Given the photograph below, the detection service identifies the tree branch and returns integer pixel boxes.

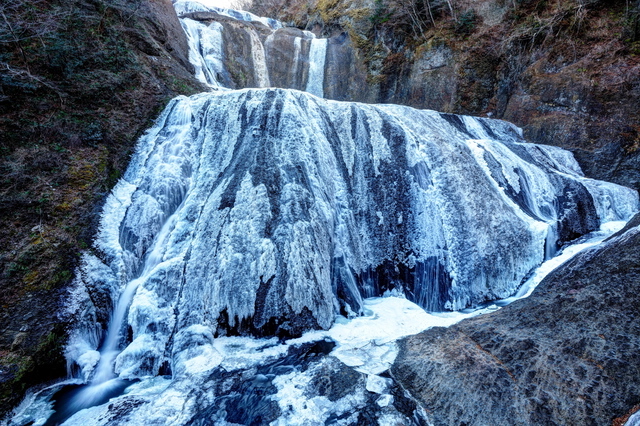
[0,9,30,73]
[1,62,65,105]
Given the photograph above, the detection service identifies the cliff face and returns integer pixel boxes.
[0,0,200,415]
[390,213,640,425]
[248,0,640,191]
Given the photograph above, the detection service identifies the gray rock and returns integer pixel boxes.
[391,213,640,425]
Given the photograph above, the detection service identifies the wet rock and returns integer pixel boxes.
[309,356,362,401]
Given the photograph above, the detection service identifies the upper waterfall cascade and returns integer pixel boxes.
[10,3,640,426]
[174,1,283,30]
[173,0,331,97]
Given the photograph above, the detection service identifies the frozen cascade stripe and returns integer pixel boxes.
[306,38,328,98]
[180,18,224,87]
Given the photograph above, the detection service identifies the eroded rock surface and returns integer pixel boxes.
[0,0,200,416]
[391,214,640,425]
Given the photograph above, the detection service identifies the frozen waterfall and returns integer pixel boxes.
[10,3,640,425]
[305,38,327,97]
[176,4,329,97]
[180,18,225,87]
[14,88,637,426]
[69,89,637,377]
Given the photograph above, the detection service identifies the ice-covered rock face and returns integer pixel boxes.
[179,16,322,91]
[173,0,283,29]
[74,88,637,381]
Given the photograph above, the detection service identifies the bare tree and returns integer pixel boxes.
[233,0,288,17]
[424,0,436,26]
[444,0,455,21]
[387,0,458,37]
[0,0,70,104]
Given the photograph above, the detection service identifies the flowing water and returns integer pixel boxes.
[305,38,327,98]
[175,2,328,94]
[180,18,224,87]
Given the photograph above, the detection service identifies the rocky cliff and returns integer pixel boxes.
[0,0,200,416]
[391,213,640,425]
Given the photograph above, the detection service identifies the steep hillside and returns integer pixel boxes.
[0,0,201,416]
[245,0,640,191]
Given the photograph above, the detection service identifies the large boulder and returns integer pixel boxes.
[391,214,640,425]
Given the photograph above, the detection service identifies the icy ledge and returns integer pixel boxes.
[10,88,638,425]
[173,0,283,29]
